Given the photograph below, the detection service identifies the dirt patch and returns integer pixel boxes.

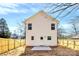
[1,46,25,56]
[20,46,79,56]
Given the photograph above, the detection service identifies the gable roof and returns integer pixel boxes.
[24,10,59,24]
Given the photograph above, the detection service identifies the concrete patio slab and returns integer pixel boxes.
[31,46,52,51]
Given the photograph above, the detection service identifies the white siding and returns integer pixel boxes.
[25,11,58,46]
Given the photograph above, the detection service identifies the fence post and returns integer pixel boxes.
[67,40,68,47]
[73,40,75,49]
[14,39,15,49]
[8,39,9,51]
[63,40,64,46]
[24,39,26,45]
[20,39,21,46]
[1,40,2,54]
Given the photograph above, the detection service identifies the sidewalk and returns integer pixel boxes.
[0,46,25,56]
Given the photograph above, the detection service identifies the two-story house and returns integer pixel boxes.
[24,11,59,46]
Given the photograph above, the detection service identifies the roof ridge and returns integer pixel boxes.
[23,10,59,24]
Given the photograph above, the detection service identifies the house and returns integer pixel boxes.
[24,11,59,46]
[72,34,79,39]
[11,33,18,39]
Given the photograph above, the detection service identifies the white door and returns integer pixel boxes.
[38,36,52,46]
[37,36,47,46]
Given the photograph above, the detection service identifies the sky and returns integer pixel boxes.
[0,3,79,34]
[0,3,46,33]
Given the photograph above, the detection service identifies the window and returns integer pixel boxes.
[48,36,51,40]
[40,37,43,40]
[28,23,32,30]
[51,24,55,30]
[31,36,34,40]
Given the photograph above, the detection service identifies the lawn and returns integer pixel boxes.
[0,38,25,54]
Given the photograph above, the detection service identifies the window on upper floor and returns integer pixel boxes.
[51,24,55,30]
[28,23,32,30]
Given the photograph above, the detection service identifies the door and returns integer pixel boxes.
[39,36,45,46]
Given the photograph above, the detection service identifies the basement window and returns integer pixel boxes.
[31,36,34,40]
[47,36,51,40]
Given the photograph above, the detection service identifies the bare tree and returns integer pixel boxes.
[43,3,79,38]
[17,23,25,39]
[57,25,66,38]
[45,3,79,18]
[69,16,79,35]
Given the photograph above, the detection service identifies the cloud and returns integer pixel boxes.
[0,3,46,15]
[61,23,72,30]
[0,3,31,15]
[9,26,17,33]
[9,26,21,34]
[0,3,18,8]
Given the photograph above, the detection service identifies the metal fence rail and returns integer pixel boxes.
[0,38,25,54]
[58,39,79,50]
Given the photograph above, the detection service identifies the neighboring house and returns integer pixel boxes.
[72,34,79,39]
[11,34,18,39]
[24,11,59,46]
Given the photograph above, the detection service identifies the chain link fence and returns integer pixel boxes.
[0,38,25,54]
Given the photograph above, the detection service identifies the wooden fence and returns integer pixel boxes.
[1,38,79,54]
[58,39,79,50]
[0,38,25,54]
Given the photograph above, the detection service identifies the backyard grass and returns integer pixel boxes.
[0,38,25,54]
